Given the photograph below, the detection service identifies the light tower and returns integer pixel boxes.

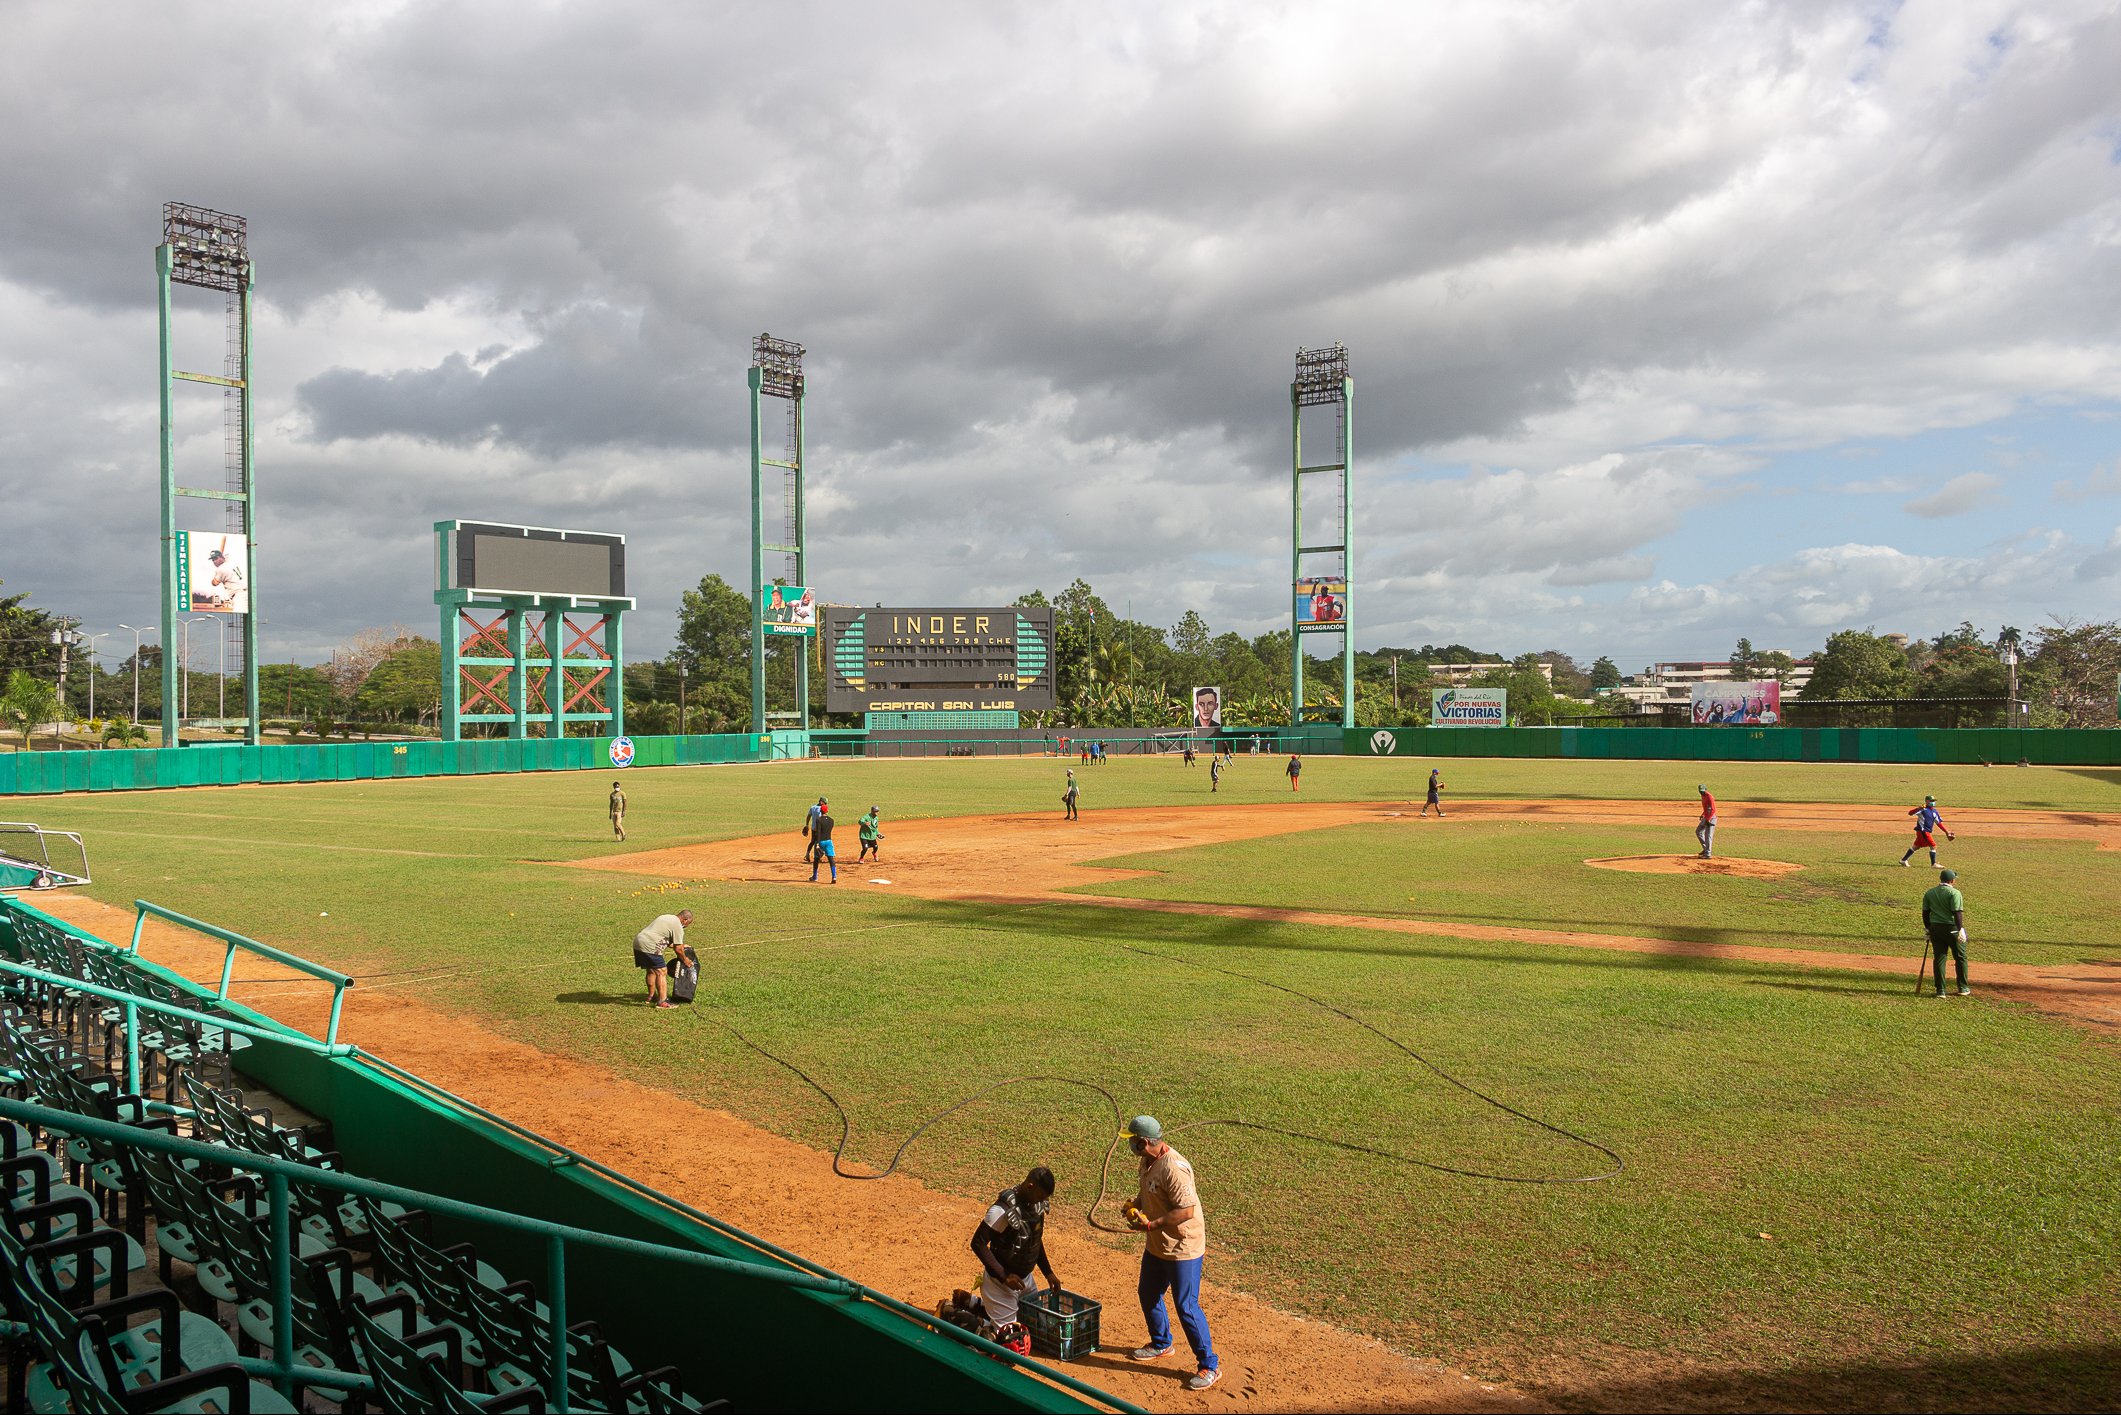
[748,335,809,738]
[1291,344,1354,730]
[156,203,260,747]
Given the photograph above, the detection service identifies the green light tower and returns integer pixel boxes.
[748,334,809,737]
[157,203,260,747]
[1291,344,1354,730]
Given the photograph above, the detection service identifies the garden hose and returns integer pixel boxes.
[686,937,1623,1233]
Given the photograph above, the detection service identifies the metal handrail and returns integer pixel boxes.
[0,1098,855,1411]
[129,899,355,1045]
[2,907,1144,1413]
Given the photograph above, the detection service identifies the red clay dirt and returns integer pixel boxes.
[36,895,1534,1415]
[571,799,2121,1033]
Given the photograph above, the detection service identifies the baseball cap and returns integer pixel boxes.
[1925,795,1936,803]
[1126,1115,1162,1142]
[1940,869,1957,882]
[1697,783,1707,792]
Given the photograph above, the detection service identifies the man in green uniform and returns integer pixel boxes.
[1921,868,1970,998]
[609,781,627,841]
[858,806,884,863]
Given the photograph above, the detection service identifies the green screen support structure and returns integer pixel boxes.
[1291,344,1355,730]
[157,203,260,747]
[749,335,809,737]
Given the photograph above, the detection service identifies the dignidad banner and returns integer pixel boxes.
[177,532,250,615]
[1691,680,1782,725]
[761,583,817,636]
[1432,687,1507,726]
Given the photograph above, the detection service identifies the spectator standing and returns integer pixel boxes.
[1124,1116,1219,1391]
[609,781,627,841]
[1922,869,1971,997]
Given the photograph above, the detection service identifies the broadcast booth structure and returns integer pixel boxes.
[435,520,635,741]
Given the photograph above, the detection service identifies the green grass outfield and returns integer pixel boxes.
[33,755,2121,1409]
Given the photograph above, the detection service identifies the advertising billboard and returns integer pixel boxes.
[761,583,818,636]
[1431,686,1507,726]
[822,606,1056,713]
[1190,686,1224,730]
[177,532,250,614]
[1691,680,1782,725]
[1294,578,1347,631]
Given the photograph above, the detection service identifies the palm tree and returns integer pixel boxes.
[101,718,151,749]
[2,671,61,751]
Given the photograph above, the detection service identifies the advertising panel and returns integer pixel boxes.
[1293,578,1347,631]
[1190,686,1224,730]
[177,532,250,615]
[1431,686,1507,727]
[822,606,1056,713]
[443,521,627,599]
[1690,680,1782,725]
[762,584,818,636]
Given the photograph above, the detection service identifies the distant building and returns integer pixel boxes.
[1607,657,1814,712]
[1428,661,1553,686]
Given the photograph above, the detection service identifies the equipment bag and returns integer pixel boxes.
[671,958,699,1004]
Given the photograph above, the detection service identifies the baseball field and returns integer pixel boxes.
[28,753,2121,1411]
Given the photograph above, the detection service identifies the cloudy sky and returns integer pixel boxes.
[4,0,2120,673]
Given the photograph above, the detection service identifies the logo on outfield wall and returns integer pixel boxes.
[1432,687,1507,727]
[609,736,635,768]
[1369,730,1397,755]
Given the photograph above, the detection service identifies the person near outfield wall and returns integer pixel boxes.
[1209,754,1222,792]
[1125,1115,1219,1391]
[1285,753,1302,792]
[609,781,627,841]
[1063,769,1080,821]
[1696,785,1717,859]
[1922,869,1970,997]
[969,1166,1061,1333]
[631,909,692,1009]
[1422,767,1445,817]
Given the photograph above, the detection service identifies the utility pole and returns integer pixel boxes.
[677,663,687,733]
[1390,654,1399,711]
[118,624,147,726]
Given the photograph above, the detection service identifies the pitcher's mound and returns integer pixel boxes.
[1586,855,1803,880]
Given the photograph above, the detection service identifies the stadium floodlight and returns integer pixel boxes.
[751,333,805,399]
[162,203,249,293]
[1294,343,1351,407]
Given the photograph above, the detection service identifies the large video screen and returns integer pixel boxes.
[823,607,1056,713]
[443,522,627,599]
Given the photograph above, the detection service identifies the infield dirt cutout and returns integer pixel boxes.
[1584,855,1804,879]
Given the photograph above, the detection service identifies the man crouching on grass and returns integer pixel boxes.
[631,909,692,1009]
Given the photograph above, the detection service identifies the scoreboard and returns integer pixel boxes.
[823,606,1056,713]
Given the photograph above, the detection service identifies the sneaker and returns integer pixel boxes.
[1129,1345,1174,1362]
[1957,987,1972,996]
[1933,991,1948,999]
[655,1001,673,1009]
[1187,1368,1222,1391]
[1900,859,1911,866]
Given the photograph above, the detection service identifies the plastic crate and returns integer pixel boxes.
[1020,1287,1100,1359]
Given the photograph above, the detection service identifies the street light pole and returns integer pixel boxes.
[117,625,149,726]
[82,632,110,721]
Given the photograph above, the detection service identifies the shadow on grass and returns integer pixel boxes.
[1532,1341,2121,1414]
[554,990,648,1006]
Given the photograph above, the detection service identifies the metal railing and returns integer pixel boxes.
[128,899,355,1046]
[1,902,1144,1414]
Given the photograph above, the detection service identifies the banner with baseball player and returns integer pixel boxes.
[1690,680,1781,725]
[761,583,817,636]
[1293,577,1347,631]
[177,532,250,615]
[1431,687,1506,726]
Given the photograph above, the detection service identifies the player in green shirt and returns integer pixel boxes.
[857,807,884,863]
[1920,869,1969,997]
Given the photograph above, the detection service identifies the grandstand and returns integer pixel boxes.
[0,893,1133,1413]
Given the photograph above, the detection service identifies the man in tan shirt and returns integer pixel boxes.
[1124,1115,1219,1391]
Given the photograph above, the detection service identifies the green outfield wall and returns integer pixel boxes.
[0,732,768,796]
[1348,724,2121,765]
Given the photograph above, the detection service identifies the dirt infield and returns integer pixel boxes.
[571,798,2121,1033]
[38,894,1533,1414]
[1585,855,1804,879]
[571,796,2121,901]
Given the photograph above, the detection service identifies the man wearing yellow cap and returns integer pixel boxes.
[1123,1115,1219,1391]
